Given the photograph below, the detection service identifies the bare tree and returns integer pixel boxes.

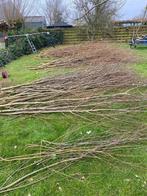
[1,0,34,29]
[73,0,125,40]
[44,0,68,25]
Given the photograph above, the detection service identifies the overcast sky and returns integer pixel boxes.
[65,0,147,19]
[39,0,147,20]
[120,0,147,19]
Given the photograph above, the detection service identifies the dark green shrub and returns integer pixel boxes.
[7,31,64,49]
[0,49,12,67]
[8,43,25,59]
[0,30,64,67]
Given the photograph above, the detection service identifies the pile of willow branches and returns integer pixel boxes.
[0,130,146,194]
[36,42,137,70]
[0,64,146,116]
[0,43,146,194]
[1,40,145,116]
[0,83,146,115]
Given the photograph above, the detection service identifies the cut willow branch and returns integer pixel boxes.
[0,132,146,194]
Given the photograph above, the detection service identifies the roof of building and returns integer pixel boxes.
[25,16,46,23]
[47,22,73,28]
[113,19,147,24]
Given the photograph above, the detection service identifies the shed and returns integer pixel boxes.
[24,16,47,29]
[47,22,73,29]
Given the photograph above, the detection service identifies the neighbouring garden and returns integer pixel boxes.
[0,41,146,196]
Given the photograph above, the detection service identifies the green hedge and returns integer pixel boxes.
[0,49,13,66]
[0,31,63,67]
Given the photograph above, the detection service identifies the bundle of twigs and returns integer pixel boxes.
[30,57,83,70]
[0,130,146,194]
[0,84,146,115]
[34,42,137,70]
[1,40,145,116]
[0,63,146,116]
[0,42,146,193]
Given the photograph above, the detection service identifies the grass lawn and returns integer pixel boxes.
[0,51,76,86]
[120,44,147,77]
[0,44,147,196]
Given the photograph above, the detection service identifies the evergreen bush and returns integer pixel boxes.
[0,30,63,67]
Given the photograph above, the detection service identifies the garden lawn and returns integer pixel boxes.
[0,44,146,196]
[120,43,147,77]
[0,51,76,86]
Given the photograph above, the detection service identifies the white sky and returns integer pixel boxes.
[66,0,147,19]
[38,0,147,20]
[120,0,147,19]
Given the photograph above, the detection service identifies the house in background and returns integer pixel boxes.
[0,2,46,30]
[47,22,73,29]
[113,19,147,27]
[24,16,47,29]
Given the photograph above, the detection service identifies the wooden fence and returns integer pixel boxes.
[62,26,147,44]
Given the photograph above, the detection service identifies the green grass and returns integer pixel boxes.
[0,45,147,196]
[133,62,147,77]
[0,113,146,196]
[0,51,76,86]
[132,47,147,77]
[119,43,147,77]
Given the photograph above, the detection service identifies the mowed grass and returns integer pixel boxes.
[0,113,146,196]
[120,43,147,77]
[0,45,147,196]
[132,47,147,77]
[0,51,76,86]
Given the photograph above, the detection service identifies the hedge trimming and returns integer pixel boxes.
[0,30,63,67]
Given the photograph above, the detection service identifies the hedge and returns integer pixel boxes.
[0,30,64,67]
[0,49,13,67]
